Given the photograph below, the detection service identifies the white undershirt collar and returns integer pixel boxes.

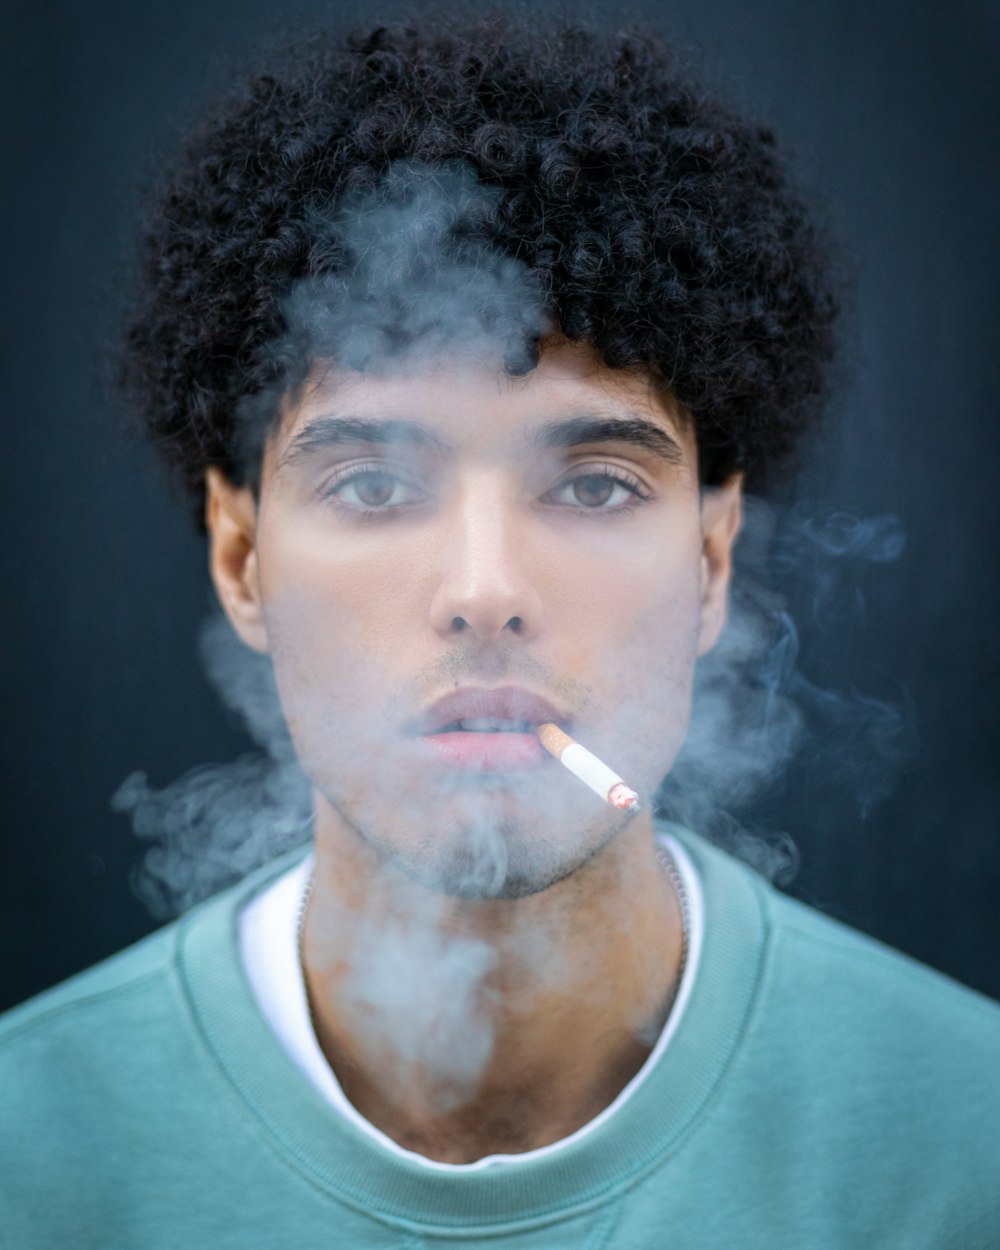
[238,832,703,1172]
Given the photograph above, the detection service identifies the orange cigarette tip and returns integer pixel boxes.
[608,783,641,813]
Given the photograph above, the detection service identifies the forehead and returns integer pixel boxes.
[271,336,693,457]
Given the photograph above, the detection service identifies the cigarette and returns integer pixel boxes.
[536,723,641,813]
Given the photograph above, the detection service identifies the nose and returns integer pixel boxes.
[428,476,543,642]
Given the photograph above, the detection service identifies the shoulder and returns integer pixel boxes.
[0,920,185,1055]
[675,824,1000,1044]
[0,851,307,1243]
[0,848,300,1126]
[0,912,201,1162]
[762,873,1000,1051]
[666,824,1000,1107]
[764,888,1000,1240]
[0,915,191,1227]
[670,828,1000,1243]
[0,844,307,1056]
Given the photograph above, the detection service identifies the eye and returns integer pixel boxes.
[322,465,425,513]
[544,467,650,511]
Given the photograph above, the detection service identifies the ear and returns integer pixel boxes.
[697,475,743,657]
[205,467,269,654]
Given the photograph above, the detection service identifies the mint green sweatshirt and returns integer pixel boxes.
[1,829,998,1248]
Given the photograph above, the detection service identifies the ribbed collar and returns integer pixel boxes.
[178,829,768,1234]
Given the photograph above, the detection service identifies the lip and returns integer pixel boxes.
[410,686,569,774]
[420,730,545,772]
[412,686,570,736]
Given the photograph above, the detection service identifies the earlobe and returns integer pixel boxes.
[205,467,269,654]
[697,475,743,657]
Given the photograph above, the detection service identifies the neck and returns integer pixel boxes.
[301,804,685,1164]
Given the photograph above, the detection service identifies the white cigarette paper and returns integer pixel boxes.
[536,723,641,812]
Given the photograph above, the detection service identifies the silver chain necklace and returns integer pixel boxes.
[656,844,691,996]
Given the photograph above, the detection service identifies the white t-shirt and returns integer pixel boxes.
[239,832,703,1172]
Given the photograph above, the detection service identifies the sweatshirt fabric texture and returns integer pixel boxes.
[1,828,999,1249]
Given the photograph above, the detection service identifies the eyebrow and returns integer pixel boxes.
[276,409,687,471]
[277,416,448,470]
[532,414,687,467]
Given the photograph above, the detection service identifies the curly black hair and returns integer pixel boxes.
[120,11,838,528]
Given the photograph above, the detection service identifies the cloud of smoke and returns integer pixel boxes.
[112,497,915,1106]
[111,156,917,1110]
[235,159,551,476]
[655,497,915,882]
[323,895,501,1117]
[292,160,549,372]
[118,499,914,916]
[112,616,312,919]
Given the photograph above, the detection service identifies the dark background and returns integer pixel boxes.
[2,0,998,1013]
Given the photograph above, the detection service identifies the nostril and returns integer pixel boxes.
[451,616,468,632]
[508,616,523,633]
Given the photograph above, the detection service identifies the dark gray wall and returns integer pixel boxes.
[2,0,998,1011]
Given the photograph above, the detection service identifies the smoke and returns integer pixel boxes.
[654,497,915,883]
[325,897,501,1117]
[110,157,916,1116]
[165,157,914,899]
[112,616,312,919]
[111,498,915,1115]
[235,159,550,477]
[113,500,915,909]
[289,160,549,372]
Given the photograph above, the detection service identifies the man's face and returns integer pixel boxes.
[211,337,739,897]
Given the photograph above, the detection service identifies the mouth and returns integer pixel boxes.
[412,688,568,773]
[419,727,545,773]
[434,718,536,734]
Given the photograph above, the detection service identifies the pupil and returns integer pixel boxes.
[574,475,614,507]
[356,472,394,506]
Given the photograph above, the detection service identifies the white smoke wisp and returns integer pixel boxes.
[655,496,915,883]
[111,616,313,919]
[234,159,551,476]
[289,159,551,374]
[330,898,501,1116]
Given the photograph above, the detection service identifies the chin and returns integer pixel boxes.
[383,800,623,901]
[321,765,632,898]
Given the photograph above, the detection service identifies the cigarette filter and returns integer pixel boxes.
[536,723,641,813]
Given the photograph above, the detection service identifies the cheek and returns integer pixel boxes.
[616,570,702,718]
[593,558,703,788]
[548,517,703,690]
[253,530,416,779]
[258,524,422,657]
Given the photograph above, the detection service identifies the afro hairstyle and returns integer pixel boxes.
[120,10,839,528]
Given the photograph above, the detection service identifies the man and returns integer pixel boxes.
[2,13,998,1247]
